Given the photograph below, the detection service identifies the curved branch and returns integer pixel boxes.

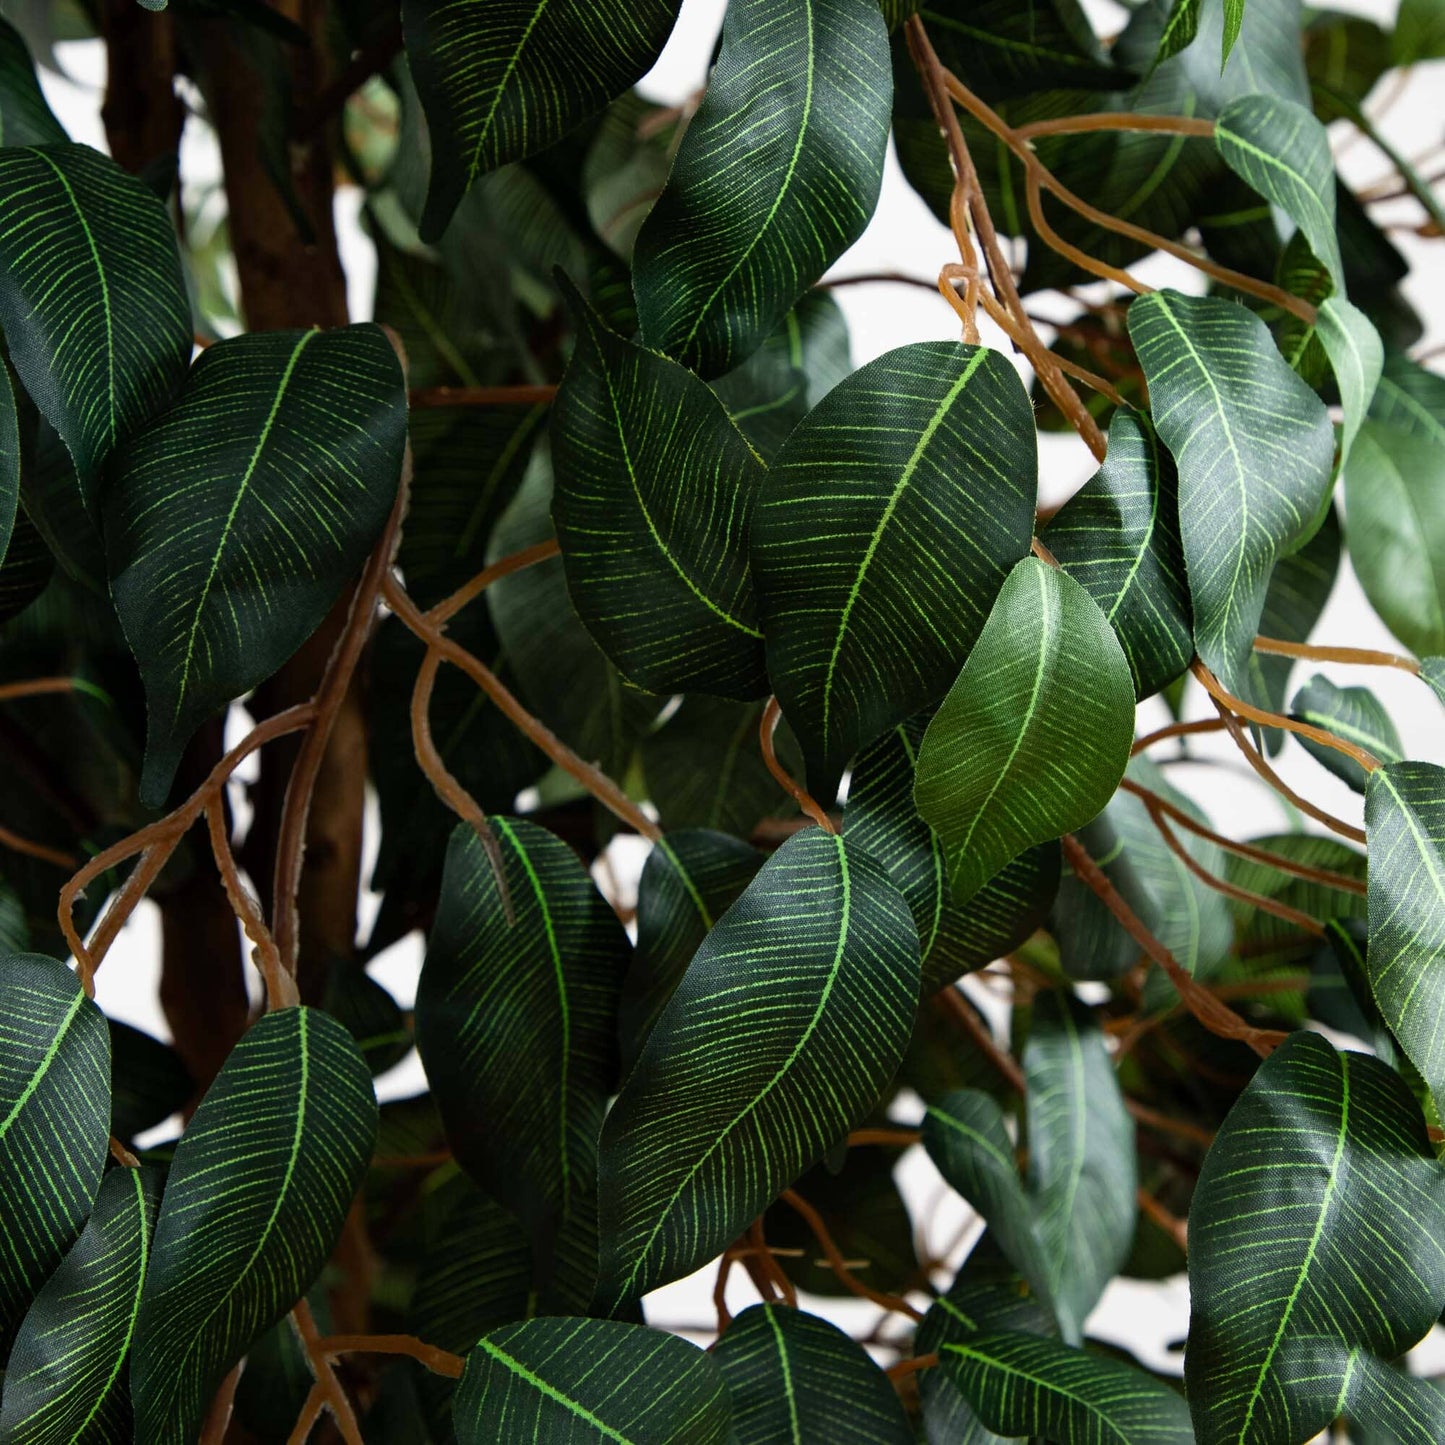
[759,697,836,834]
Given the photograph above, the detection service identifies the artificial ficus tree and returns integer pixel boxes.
[2,0,1445,1440]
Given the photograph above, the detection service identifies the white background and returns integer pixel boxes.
[36,0,1445,1395]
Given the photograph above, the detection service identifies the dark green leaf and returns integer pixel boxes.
[416,819,631,1254]
[0,1166,160,1445]
[1045,408,1192,700]
[1128,289,1336,693]
[845,716,1060,995]
[1344,420,1445,656]
[1364,761,1445,1114]
[1187,1031,1445,1444]
[453,1317,732,1443]
[0,360,19,577]
[943,1329,1194,1444]
[915,558,1135,903]
[104,324,407,806]
[754,341,1036,802]
[0,145,190,500]
[406,0,682,239]
[1153,0,1201,68]
[552,275,768,699]
[0,504,54,624]
[1304,10,1391,114]
[0,952,109,1352]
[0,19,66,146]
[108,1020,193,1145]
[712,1303,912,1444]
[1291,672,1402,792]
[323,962,412,1077]
[597,829,919,1308]
[130,1008,378,1442]
[633,0,891,376]
[1370,348,1445,440]
[621,830,763,1075]
[1395,0,1445,62]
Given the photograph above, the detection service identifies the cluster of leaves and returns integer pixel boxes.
[2,0,1445,1440]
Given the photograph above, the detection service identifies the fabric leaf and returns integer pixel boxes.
[1291,672,1403,792]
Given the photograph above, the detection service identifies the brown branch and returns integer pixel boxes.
[848,1128,922,1148]
[760,698,836,834]
[1118,778,1366,897]
[0,676,79,705]
[271,428,411,977]
[1015,113,1217,141]
[1254,635,1422,675]
[292,1298,364,1445]
[886,1353,940,1381]
[779,1189,925,1321]
[207,801,297,1009]
[818,271,942,292]
[747,1218,798,1308]
[408,384,558,409]
[942,72,1317,325]
[292,20,403,136]
[1060,833,1285,1058]
[285,1383,327,1445]
[1192,659,1381,775]
[427,537,561,627]
[713,1251,736,1332]
[0,824,76,870]
[1132,717,1228,754]
[936,986,1027,1094]
[199,1361,245,1445]
[382,574,663,843]
[1136,1187,1188,1253]
[315,1332,466,1380]
[1125,1098,1215,1147]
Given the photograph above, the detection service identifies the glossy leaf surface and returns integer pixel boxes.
[915,558,1135,902]
[597,829,919,1307]
[754,341,1036,802]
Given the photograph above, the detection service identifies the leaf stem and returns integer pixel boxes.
[1131,716,1228,753]
[1253,634,1421,674]
[0,823,76,869]
[758,698,837,834]
[291,1299,364,1445]
[935,985,1026,1093]
[1014,113,1218,141]
[0,675,78,704]
[313,1332,466,1379]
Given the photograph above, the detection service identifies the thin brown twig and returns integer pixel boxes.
[1211,706,1368,845]
[887,1352,941,1381]
[1132,717,1228,754]
[0,676,78,704]
[272,454,411,975]
[1118,778,1366,896]
[382,574,663,843]
[316,1333,466,1379]
[848,1127,922,1148]
[713,1251,736,1332]
[1254,635,1422,674]
[285,1383,326,1445]
[292,1299,364,1445]
[936,986,1027,1094]
[818,271,942,292]
[0,824,76,870]
[759,698,836,833]
[780,1189,925,1321]
[427,537,561,627]
[200,1362,245,1445]
[1192,659,1381,775]
[408,384,557,409]
[1061,833,1285,1058]
[1015,113,1217,141]
[293,21,403,136]
[748,1218,798,1308]
[1125,1098,1215,1147]
[1137,1187,1188,1253]
[207,801,297,1009]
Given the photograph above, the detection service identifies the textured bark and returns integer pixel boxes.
[101,0,185,176]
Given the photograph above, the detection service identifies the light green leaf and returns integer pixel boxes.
[0,1166,160,1445]
[0,145,190,500]
[552,275,768,699]
[416,819,631,1254]
[1318,297,1383,469]
[596,829,919,1308]
[1344,420,1445,656]
[1152,0,1201,69]
[405,0,682,240]
[1022,993,1137,1340]
[1045,408,1193,700]
[632,0,891,376]
[1186,1031,1445,1445]
[1128,289,1336,693]
[1343,1352,1445,1443]
[130,1008,378,1443]
[453,1317,733,1444]
[1365,761,1445,1114]
[915,558,1135,904]
[712,1303,912,1444]
[923,1090,1059,1329]
[0,20,66,147]
[944,1330,1194,1444]
[620,830,763,1075]
[104,324,408,806]
[1222,0,1246,61]
[1216,93,1341,283]
[754,341,1037,803]
[1291,672,1402,792]
[1370,349,1445,442]
[1395,0,1445,62]
[845,716,1060,996]
[1422,656,1445,708]
[0,952,110,1353]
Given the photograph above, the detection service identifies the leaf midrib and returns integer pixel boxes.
[477,1335,635,1442]
[0,984,85,1141]
[466,0,551,183]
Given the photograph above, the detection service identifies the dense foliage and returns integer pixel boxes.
[0,0,1443,1439]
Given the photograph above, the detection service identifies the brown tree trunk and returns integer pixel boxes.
[101,0,185,176]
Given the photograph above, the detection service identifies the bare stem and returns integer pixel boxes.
[759,698,836,834]
[1132,717,1228,754]
[315,1332,466,1379]
[1015,113,1217,141]
[292,1299,364,1445]
[1254,634,1422,674]
[780,1189,925,1321]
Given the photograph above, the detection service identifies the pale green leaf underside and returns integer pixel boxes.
[1,1166,160,1445]
[552,276,768,699]
[754,341,1036,803]
[633,0,892,376]
[103,324,407,806]
[0,144,190,499]
[406,0,681,240]
[131,1008,377,1443]
[712,1303,912,1443]
[453,1317,733,1444]
[0,952,110,1352]
[597,829,919,1308]
[1128,288,1335,695]
[1186,1031,1445,1445]
[915,557,1135,903]
[416,818,631,1234]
